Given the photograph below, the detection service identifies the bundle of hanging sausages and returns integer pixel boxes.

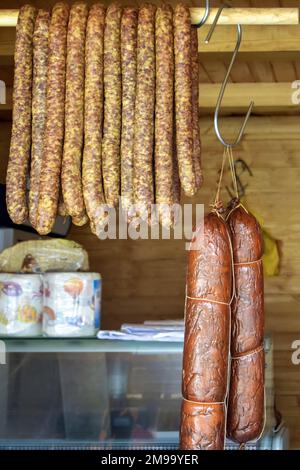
[6,3,203,236]
[180,200,265,450]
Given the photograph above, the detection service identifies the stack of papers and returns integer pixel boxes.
[97,320,184,342]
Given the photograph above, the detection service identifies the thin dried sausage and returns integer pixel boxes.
[6,5,37,224]
[120,7,137,214]
[36,3,69,235]
[29,10,50,228]
[62,2,88,224]
[133,4,156,221]
[102,3,122,208]
[155,5,174,227]
[191,27,203,190]
[82,3,106,230]
[174,4,196,198]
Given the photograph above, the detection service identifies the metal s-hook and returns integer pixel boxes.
[193,0,210,28]
[205,4,254,148]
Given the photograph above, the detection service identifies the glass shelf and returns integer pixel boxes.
[0,337,183,353]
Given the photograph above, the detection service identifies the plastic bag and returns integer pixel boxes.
[0,239,89,273]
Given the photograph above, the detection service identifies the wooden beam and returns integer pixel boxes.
[199,82,299,115]
[0,8,298,27]
[191,8,299,26]
[197,25,300,53]
[0,10,18,27]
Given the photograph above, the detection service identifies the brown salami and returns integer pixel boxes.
[226,203,265,444]
[134,3,156,220]
[6,5,37,224]
[102,3,122,208]
[191,27,203,190]
[120,7,138,214]
[29,10,50,229]
[180,212,232,450]
[62,2,88,224]
[227,348,265,444]
[82,3,106,230]
[180,401,225,451]
[36,3,69,235]
[155,5,174,227]
[174,4,196,197]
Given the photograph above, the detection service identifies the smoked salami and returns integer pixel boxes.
[29,10,50,228]
[82,3,106,230]
[62,2,88,224]
[120,7,138,214]
[226,203,265,444]
[6,5,37,224]
[155,5,174,227]
[180,401,225,451]
[174,4,196,198]
[36,2,69,235]
[134,3,156,221]
[102,3,122,208]
[180,212,232,450]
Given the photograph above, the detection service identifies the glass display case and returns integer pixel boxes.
[0,338,288,450]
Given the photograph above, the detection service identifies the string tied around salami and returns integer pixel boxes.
[231,344,264,361]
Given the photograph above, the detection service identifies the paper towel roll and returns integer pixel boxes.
[0,273,43,336]
[42,272,101,337]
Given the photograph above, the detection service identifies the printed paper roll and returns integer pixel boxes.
[42,272,101,337]
[0,273,43,336]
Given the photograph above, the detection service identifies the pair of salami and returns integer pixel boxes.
[180,203,265,450]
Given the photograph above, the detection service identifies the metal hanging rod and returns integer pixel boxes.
[0,8,298,28]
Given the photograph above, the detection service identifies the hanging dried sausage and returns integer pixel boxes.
[6,5,37,224]
[174,4,196,198]
[102,3,122,208]
[82,3,106,230]
[133,3,156,221]
[61,2,88,225]
[29,9,50,228]
[120,7,138,214]
[191,27,203,190]
[36,3,69,235]
[155,5,174,227]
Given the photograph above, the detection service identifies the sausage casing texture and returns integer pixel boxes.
[191,27,203,190]
[62,2,88,224]
[102,3,122,208]
[29,10,50,228]
[180,401,225,451]
[133,3,156,220]
[6,5,37,224]
[155,5,174,227]
[120,7,138,214]
[226,204,265,444]
[180,212,232,450]
[36,3,69,235]
[82,3,106,232]
[173,4,196,198]
[228,205,264,354]
[227,349,265,444]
